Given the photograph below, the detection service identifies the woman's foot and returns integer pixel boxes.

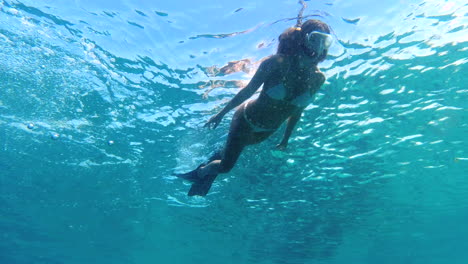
[197,160,221,179]
[174,160,220,183]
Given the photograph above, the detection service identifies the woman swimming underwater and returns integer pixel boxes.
[176,19,333,196]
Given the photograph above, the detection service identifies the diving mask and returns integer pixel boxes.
[305,31,333,55]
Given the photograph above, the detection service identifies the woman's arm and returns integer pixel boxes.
[276,108,304,150]
[277,70,325,149]
[205,57,274,129]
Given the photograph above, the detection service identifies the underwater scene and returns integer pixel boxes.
[0,0,467,263]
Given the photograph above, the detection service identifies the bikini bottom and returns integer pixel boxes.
[242,101,277,133]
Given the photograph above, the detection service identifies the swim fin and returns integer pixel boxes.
[188,173,218,196]
[174,150,223,196]
[173,164,204,183]
[174,167,218,196]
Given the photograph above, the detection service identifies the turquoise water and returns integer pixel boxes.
[1,0,467,263]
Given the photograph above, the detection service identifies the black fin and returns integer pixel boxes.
[174,150,223,182]
[175,149,224,196]
[188,173,218,196]
[173,164,203,183]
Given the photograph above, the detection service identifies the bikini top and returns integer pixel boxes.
[265,83,314,108]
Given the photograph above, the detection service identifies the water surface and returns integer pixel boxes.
[1,0,467,263]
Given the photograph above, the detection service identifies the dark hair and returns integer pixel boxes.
[277,27,303,55]
[277,19,331,60]
[300,19,331,35]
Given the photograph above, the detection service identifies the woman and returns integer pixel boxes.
[176,19,333,196]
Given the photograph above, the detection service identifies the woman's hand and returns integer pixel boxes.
[204,112,224,129]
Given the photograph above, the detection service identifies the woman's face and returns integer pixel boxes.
[304,30,332,58]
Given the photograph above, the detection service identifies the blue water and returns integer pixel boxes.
[1,0,467,263]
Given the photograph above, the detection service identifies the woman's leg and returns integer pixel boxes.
[199,113,276,177]
[198,109,249,177]
[199,135,249,175]
[184,109,251,196]
[247,130,275,145]
[183,102,280,196]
